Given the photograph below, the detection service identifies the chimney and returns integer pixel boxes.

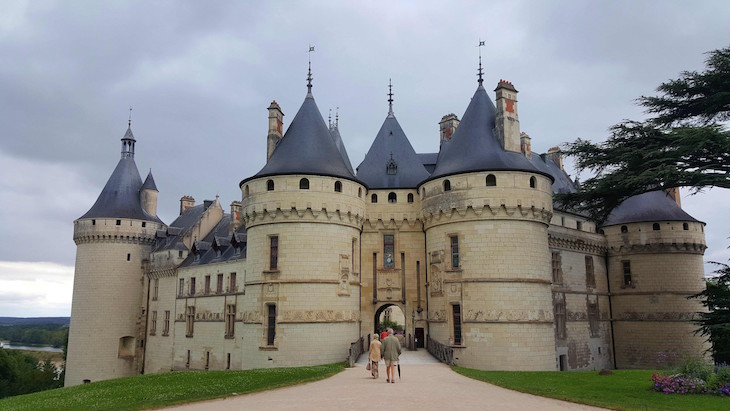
[666,187,682,208]
[180,195,195,215]
[520,132,532,159]
[439,113,460,146]
[546,146,563,170]
[267,100,284,162]
[230,201,242,231]
[494,80,521,152]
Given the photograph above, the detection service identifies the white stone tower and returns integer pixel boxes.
[65,124,165,386]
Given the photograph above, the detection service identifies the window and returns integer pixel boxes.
[217,274,224,294]
[229,272,237,292]
[388,192,397,203]
[127,253,131,261]
[621,225,628,233]
[443,180,451,191]
[486,174,496,186]
[334,181,342,192]
[269,236,278,270]
[153,278,159,300]
[529,176,536,188]
[267,179,274,191]
[561,216,565,226]
[186,350,191,368]
[179,279,185,297]
[358,187,362,197]
[383,235,395,268]
[585,256,596,288]
[453,304,462,345]
[225,304,236,337]
[683,222,689,230]
[407,193,414,203]
[179,250,183,258]
[226,353,231,370]
[186,305,195,337]
[267,304,276,346]
[151,311,157,335]
[551,252,563,284]
[205,351,210,370]
[116,219,121,226]
[205,275,211,294]
[622,261,632,286]
[554,296,566,339]
[189,277,196,296]
[163,310,170,336]
[588,301,600,337]
[653,223,661,231]
[450,235,459,269]
[371,193,378,203]
[576,221,583,231]
[386,157,397,175]
[92,219,96,225]
[299,178,309,189]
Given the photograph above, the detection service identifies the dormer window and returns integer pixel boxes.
[386,156,398,175]
[299,178,309,189]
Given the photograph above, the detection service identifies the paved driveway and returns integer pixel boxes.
[164,350,605,410]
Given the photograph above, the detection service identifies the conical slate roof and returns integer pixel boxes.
[141,170,158,191]
[329,125,355,175]
[603,190,701,226]
[425,85,551,183]
[243,91,358,184]
[357,113,430,189]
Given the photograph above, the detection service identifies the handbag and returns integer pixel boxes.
[366,361,371,370]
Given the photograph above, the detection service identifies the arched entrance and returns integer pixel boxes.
[374,303,405,335]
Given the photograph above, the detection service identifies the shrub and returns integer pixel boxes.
[672,356,713,382]
[651,373,706,394]
[719,383,730,396]
[715,364,730,386]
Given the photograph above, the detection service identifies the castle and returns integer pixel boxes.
[64,62,709,386]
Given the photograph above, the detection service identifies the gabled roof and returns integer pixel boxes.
[242,91,358,185]
[80,157,162,223]
[329,125,355,175]
[603,190,701,226]
[424,85,551,184]
[357,114,430,189]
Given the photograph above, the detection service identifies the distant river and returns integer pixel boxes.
[0,341,63,353]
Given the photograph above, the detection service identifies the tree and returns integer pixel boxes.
[692,262,730,364]
[558,45,730,224]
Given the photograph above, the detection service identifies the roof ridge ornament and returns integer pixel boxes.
[307,45,314,96]
[387,78,394,117]
[335,107,339,127]
[477,39,485,86]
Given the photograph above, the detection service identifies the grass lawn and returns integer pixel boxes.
[453,367,728,411]
[0,362,346,411]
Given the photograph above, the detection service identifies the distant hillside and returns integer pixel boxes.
[0,317,70,326]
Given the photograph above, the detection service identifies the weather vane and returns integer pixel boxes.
[307,45,315,92]
[388,78,394,115]
[128,106,133,127]
[477,39,485,85]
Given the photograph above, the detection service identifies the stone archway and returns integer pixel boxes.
[374,303,406,335]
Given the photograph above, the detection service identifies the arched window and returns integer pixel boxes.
[683,222,689,230]
[407,193,414,203]
[388,192,397,203]
[334,181,342,192]
[652,223,661,231]
[299,178,309,189]
[371,194,378,203]
[486,174,496,186]
[529,176,536,188]
[266,180,274,191]
[358,187,362,197]
[621,225,628,233]
[444,180,451,192]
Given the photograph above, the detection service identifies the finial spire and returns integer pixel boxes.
[329,109,332,128]
[387,79,394,116]
[477,40,485,86]
[307,45,314,95]
[335,107,339,127]
[128,106,133,127]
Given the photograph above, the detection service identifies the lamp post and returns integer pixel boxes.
[411,310,416,351]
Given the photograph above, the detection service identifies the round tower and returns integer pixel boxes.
[418,75,556,371]
[238,68,366,368]
[65,125,165,386]
[602,190,709,368]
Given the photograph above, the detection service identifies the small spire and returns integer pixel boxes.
[306,45,314,96]
[128,106,133,127]
[477,39,485,86]
[329,109,332,129]
[387,79,394,116]
[335,107,339,127]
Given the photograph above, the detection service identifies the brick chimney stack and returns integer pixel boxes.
[546,146,564,170]
[666,187,682,207]
[439,113,460,147]
[520,132,532,159]
[180,195,195,215]
[267,100,284,162]
[230,201,242,231]
[495,80,521,153]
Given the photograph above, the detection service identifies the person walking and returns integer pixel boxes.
[368,333,382,379]
[380,328,401,383]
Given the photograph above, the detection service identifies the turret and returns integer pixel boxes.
[495,79,521,153]
[141,170,158,217]
[267,100,284,162]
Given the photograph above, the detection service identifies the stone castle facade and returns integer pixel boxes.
[65,64,709,386]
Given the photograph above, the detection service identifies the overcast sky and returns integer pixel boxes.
[1,0,729,317]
